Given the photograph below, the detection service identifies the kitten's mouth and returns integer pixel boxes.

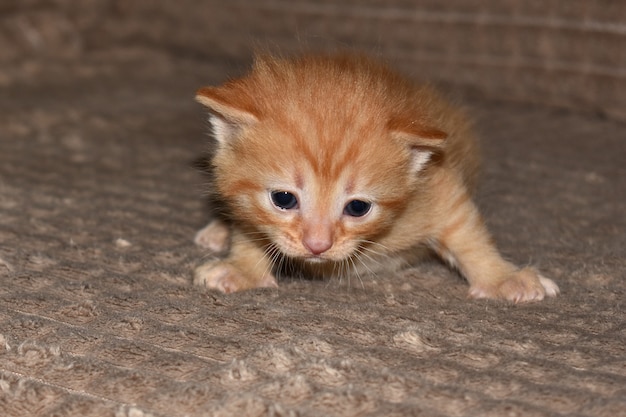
[301,253,352,265]
[302,255,327,264]
[299,252,346,265]
[298,254,328,263]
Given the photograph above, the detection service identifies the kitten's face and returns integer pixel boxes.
[198,54,446,264]
[215,118,413,263]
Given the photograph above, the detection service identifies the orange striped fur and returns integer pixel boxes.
[193,53,559,302]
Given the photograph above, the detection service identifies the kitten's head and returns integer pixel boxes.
[197,54,447,263]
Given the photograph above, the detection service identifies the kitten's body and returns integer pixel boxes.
[194,53,559,302]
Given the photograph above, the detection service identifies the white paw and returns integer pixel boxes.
[469,268,559,303]
[194,219,230,253]
[539,275,560,298]
[193,261,277,294]
[194,261,240,293]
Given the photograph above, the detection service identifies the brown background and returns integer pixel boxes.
[1,1,625,416]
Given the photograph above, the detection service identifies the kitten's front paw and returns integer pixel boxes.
[194,219,230,254]
[193,261,277,294]
[469,267,559,303]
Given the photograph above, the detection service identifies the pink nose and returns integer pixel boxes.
[302,220,334,255]
[302,236,333,255]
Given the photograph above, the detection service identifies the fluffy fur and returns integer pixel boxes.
[193,53,559,303]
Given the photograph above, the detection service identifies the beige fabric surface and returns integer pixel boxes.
[1,2,625,416]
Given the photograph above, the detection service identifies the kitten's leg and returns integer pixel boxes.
[431,178,559,303]
[194,228,277,293]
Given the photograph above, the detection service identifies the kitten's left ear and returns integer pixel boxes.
[196,86,259,144]
[388,118,448,173]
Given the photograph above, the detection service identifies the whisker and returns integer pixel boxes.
[324,261,335,289]
[348,255,366,290]
[355,238,391,251]
[344,260,352,286]
[355,248,383,268]
[333,260,350,285]
[274,249,287,281]
[253,243,273,275]
[355,240,392,258]
[266,244,283,278]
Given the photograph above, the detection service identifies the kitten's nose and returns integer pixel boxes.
[303,236,333,255]
[302,225,333,255]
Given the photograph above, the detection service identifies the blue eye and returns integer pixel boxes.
[271,191,298,210]
[344,200,371,217]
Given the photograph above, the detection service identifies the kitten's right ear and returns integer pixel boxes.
[196,86,259,144]
[388,118,448,173]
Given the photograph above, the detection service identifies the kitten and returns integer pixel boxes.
[193,53,559,303]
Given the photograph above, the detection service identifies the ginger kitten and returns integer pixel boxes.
[193,53,559,303]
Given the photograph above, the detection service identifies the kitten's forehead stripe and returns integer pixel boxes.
[294,172,304,189]
[230,179,262,193]
[345,177,355,195]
